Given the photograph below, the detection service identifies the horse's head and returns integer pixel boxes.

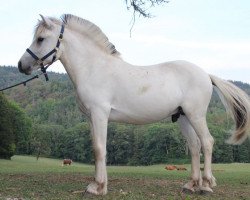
[18,15,64,75]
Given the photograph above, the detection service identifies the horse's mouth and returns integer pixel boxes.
[25,71,32,75]
[24,66,32,75]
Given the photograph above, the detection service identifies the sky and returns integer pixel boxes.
[0,0,250,83]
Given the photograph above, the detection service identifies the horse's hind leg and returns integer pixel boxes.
[179,116,202,192]
[187,115,216,193]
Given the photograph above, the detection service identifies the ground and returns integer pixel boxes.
[0,156,249,200]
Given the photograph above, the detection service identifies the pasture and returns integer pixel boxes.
[0,156,249,200]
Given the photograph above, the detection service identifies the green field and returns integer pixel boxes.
[0,156,249,200]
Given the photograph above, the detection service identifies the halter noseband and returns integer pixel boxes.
[26,24,65,81]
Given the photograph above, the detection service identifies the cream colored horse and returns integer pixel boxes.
[18,14,250,195]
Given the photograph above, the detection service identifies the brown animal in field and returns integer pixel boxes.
[165,165,177,170]
[62,159,73,166]
[176,166,187,171]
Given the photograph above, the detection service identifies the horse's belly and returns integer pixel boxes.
[109,80,183,124]
[109,110,171,124]
[109,99,180,124]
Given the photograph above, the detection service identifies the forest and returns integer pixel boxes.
[0,66,249,164]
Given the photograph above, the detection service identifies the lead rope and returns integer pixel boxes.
[0,65,51,92]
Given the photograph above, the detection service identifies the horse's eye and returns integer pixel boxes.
[37,37,44,43]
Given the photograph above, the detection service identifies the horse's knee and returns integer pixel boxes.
[189,146,200,157]
[93,144,106,160]
[208,136,214,146]
[202,135,214,153]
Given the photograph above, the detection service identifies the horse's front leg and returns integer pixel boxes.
[86,108,109,195]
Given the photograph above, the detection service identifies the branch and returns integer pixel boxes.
[125,0,169,18]
[125,0,169,36]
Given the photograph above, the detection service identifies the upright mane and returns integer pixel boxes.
[61,14,120,57]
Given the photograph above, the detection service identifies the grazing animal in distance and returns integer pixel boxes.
[18,14,250,195]
[176,166,187,171]
[165,165,177,170]
[62,159,72,166]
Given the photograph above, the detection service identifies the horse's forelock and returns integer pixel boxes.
[34,21,46,36]
[34,17,62,36]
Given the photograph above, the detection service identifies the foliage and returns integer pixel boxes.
[0,93,32,159]
[107,123,135,165]
[11,102,32,155]
[0,93,15,159]
[57,122,92,163]
[30,124,64,160]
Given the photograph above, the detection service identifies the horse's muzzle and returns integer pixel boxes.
[18,61,24,73]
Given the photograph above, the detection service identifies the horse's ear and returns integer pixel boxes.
[39,14,53,28]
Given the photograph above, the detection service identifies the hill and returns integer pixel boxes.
[0,66,250,164]
[0,66,84,127]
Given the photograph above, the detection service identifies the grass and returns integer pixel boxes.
[0,156,249,199]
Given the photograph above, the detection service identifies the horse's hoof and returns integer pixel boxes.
[86,182,107,195]
[199,186,213,195]
[211,176,217,187]
[182,182,195,194]
[182,180,197,194]
[182,187,195,194]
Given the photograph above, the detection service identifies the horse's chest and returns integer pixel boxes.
[76,93,91,118]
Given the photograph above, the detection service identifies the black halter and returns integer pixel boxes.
[26,25,65,81]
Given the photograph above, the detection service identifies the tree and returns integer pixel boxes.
[0,94,16,159]
[58,123,92,163]
[0,93,32,159]
[11,102,32,155]
[107,123,134,165]
[30,124,52,160]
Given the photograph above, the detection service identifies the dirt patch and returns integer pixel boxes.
[1,174,250,200]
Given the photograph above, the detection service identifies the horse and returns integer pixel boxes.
[18,14,250,195]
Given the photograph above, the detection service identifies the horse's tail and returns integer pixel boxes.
[209,75,250,144]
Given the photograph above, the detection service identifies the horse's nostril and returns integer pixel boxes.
[18,61,23,73]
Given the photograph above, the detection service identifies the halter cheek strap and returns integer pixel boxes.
[26,24,65,81]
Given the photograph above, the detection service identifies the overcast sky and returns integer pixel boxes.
[1,0,250,83]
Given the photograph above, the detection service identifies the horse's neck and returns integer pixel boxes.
[59,31,112,86]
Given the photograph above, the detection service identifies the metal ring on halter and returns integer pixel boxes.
[37,60,43,65]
